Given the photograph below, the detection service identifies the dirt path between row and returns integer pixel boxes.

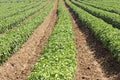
[63,0,120,80]
[0,0,58,80]
[70,15,107,80]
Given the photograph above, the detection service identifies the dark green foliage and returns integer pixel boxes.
[65,0,120,61]
[72,0,120,29]
[78,0,120,15]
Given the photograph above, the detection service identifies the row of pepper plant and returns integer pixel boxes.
[28,0,76,79]
[0,0,55,64]
[65,0,120,61]
[0,0,41,20]
[78,0,120,15]
[0,0,49,33]
[71,0,120,29]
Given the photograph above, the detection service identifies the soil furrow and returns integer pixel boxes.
[71,17,107,80]
[0,0,58,80]
[70,14,106,80]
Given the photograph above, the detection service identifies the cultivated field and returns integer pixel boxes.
[0,0,120,80]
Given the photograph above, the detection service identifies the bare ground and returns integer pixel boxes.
[0,0,58,80]
[71,16,107,80]
[63,0,120,80]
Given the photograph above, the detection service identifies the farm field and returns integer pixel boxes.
[0,0,120,80]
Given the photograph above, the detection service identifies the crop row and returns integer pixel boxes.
[78,0,120,15]
[79,0,120,8]
[0,0,55,64]
[0,0,40,3]
[28,0,76,80]
[65,0,120,61]
[0,2,33,18]
[0,0,49,34]
[71,0,120,29]
[0,3,27,18]
[0,0,43,20]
